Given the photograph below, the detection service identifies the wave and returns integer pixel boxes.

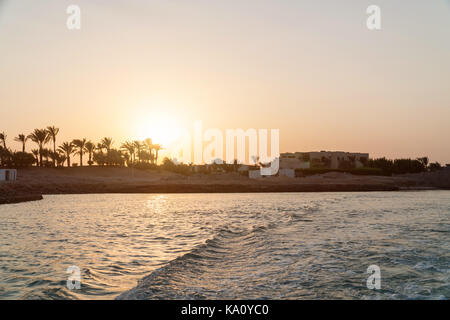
[116,202,323,299]
[116,222,274,300]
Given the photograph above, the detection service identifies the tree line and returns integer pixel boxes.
[0,128,445,174]
[364,157,443,174]
[0,127,162,168]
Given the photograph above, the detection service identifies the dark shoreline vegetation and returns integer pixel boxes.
[0,127,163,168]
[1,127,450,205]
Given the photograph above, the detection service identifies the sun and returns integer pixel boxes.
[137,114,183,147]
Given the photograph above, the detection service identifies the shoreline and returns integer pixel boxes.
[4,185,446,206]
[1,167,449,205]
[0,193,43,205]
[2,185,448,206]
[1,186,448,206]
[1,183,403,205]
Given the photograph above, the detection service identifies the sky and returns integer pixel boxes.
[1,0,450,163]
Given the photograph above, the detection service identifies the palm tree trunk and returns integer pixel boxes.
[53,139,56,167]
[39,147,43,167]
[22,143,25,153]
[67,154,71,167]
[80,152,83,167]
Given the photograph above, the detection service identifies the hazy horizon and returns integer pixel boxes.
[1,0,450,163]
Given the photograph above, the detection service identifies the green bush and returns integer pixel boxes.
[161,158,192,175]
[366,157,427,175]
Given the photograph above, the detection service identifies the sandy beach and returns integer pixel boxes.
[1,167,449,205]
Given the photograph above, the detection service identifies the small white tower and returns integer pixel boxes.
[0,169,17,182]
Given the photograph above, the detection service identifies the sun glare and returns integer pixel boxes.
[138,114,183,147]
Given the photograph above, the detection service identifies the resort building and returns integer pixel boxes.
[279,153,311,170]
[280,151,369,170]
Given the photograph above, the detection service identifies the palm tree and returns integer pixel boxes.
[48,151,59,167]
[31,149,39,166]
[28,129,50,167]
[46,126,60,167]
[0,146,12,167]
[85,141,95,166]
[72,138,87,167]
[100,137,113,165]
[144,138,153,159]
[41,148,50,166]
[133,140,144,163]
[121,141,136,165]
[0,132,7,149]
[56,152,66,167]
[123,152,130,165]
[100,137,113,153]
[14,134,28,152]
[153,144,162,164]
[58,142,75,167]
[96,142,104,153]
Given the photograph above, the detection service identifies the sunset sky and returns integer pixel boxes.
[1,0,450,163]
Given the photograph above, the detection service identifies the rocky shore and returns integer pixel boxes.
[0,192,43,205]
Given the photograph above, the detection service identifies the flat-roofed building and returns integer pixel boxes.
[280,152,310,169]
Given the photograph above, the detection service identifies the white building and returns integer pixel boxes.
[0,169,17,182]
[279,153,310,169]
